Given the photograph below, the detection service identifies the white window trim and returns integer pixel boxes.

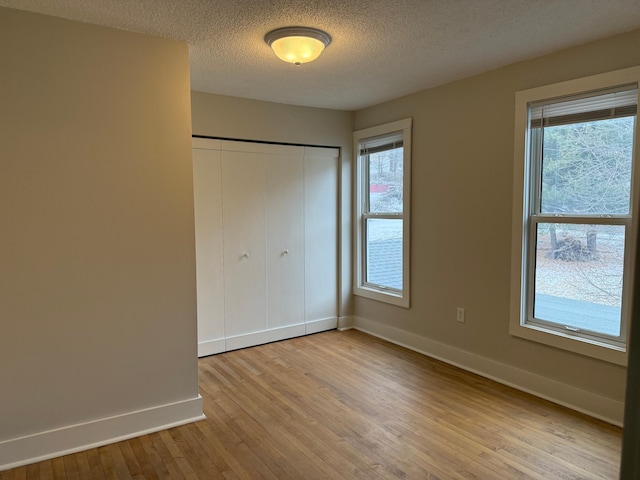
[510,66,640,366]
[353,118,412,308]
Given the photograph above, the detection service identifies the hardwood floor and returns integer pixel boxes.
[1,330,622,479]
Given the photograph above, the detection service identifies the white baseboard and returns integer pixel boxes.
[225,323,307,351]
[305,317,337,335]
[198,338,225,357]
[0,396,205,471]
[352,316,624,426]
[337,315,355,330]
[208,318,339,355]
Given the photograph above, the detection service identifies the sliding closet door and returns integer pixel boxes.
[221,150,268,341]
[192,139,225,357]
[266,152,305,330]
[304,147,339,332]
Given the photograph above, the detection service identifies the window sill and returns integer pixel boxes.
[354,284,409,308]
[509,321,627,366]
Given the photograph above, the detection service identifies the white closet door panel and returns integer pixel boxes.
[222,140,305,156]
[222,151,267,338]
[304,146,339,157]
[266,154,305,329]
[304,150,339,323]
[192,147,225,356]
[193,137,221,149]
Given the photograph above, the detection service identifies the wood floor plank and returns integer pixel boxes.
[50,457,65,480]
[136,434,172,480]
[11,467,26,480]
[1,330,622,479]
[72,452,92,480]
[176,421,227,479]
[60,456,79,480]
[192,414,256,480]
[147,431,187,480]
[170,423,233,480]
[36,461,52,480]
[115,441,143,480]
[157,429,201,479]
[106,443,134,480]
[127,437,158,480]
[0,468,14,480]
[84,449,107,480]
[25,464,39,480]
[97,445,119,480]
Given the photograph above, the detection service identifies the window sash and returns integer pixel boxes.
[362,216,403,292]
[524,216,630,346]
[527,124,634,218]
[363,150,404,215]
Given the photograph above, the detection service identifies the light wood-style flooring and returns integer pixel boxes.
[1,330,622,479]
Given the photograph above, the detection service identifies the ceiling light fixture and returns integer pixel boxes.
[265,27,332,66]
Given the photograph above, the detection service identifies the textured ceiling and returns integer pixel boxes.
[2,0,640,110]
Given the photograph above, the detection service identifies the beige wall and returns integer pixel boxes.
[0,7,198,444]
[354,29,640,406]
[191,92,355,319]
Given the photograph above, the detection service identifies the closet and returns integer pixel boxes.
[192,138,339,356]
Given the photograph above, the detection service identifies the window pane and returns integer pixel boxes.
[539,116,634,215]
[533,223,624,336]
[366,218,402,289]
[368,147,403,213]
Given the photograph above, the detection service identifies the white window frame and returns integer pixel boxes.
[353,118,411,308]
[510,66,640,365]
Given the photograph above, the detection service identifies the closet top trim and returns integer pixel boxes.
[192,137,339,158]
[193,135,340,152]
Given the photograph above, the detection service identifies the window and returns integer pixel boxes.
[511,67,640,365]
[354,118,411,307]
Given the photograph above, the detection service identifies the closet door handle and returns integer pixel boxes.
[242,252,250,259]
[282,249,290,255]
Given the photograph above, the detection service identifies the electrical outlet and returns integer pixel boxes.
[456,307,465,323]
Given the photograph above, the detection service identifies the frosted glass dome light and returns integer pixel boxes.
[265,27,332,65]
